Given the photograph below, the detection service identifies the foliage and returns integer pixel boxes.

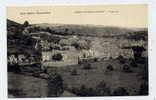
[47,72,64,97]
[95,81,111,96]
[72,40,90,50]
[112,87,129,96]
[117,56,126,64]
[122,64,133,72]
[131,46,145,61]
[70,81,111,96]
[8,64,21,73]
[71,85,95,96]
[128,31,148,41]
[130,60,138,67]
[106,64,114,71]
[23,21,29,27]
[71,69,78,76]
[94,57,98,62]
[52,53,63,61]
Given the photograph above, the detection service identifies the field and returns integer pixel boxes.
[8,57,148,97]
[53,58,147,95]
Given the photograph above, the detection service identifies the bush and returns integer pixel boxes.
[118,56,126,64]
[82,63,92,70]
[23,20,29,27]
[71,87,80,95]
[47,72,64,97]
[106,64,114,71]
[71,85,95,96]
[12,64,21,73]
[130,61,138,67]
[79,85,89,96]
[52,53,63,61]
[71,69,78,76]
[94,57,98,62]
[63,83,69,90]
[112,87,129,96]
[79,85,95,96]
[95,81,111,96]
[72,40,90,50]
[71,81,112,96]
[122,64,133,72]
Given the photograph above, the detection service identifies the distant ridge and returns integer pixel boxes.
[7,19,147,37]
[33,23,137,36]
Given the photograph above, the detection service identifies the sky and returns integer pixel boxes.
[7,4,148,28]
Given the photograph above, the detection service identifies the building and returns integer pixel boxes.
[41,50,78,67]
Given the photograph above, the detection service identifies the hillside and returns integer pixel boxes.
[7,19,147,38]
[7,19,36,55]
[7,19,21,27]
[31,24,137,37]
[7,19,23,35]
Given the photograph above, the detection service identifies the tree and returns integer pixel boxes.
[71,85,95,96]
[95,81,111,96]
[52,53,63,61]
[106,64,114,71]
[72,40,90,50]
[46,27,51,33]
[117,55,126,64]
[131,46,145,61]
[71,69,78,76]
[65,28,69,34]
[130,60,138,67]
[47,72,64,97]
[122,64,133,73]
[112,87,129,96]
[23,21,29,27]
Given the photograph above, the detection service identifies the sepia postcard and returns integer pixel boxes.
[7,4,148,98]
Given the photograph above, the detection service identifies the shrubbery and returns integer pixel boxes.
[95,81,111,96]
[70,81,111,96]
[52,53,63,61]
[71,69,78,76]
[122,64,133,72]
[47,72,64,97]
[71,85,95,96]
[112,87,129,96]
[69,81,131,96]
[8,64,21,73]
[79,85,95,96]
[23,21,29,27]
[94,57,98,62]
[71,82,111,96]
[106,64,114,71]
[117,56,126,64]
[130,61,138,68]
[72,40,90,50]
